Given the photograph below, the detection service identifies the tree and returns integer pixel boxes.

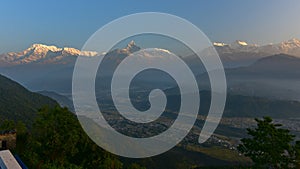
[3,106,146,169]
[0,119,15,130]
[23,106,127,169]
[31,106,82,166]
[238,117,296,168]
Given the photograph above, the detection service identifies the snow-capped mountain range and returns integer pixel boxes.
[1,39,300,100]
[0,43,99,65]
[212,38,300,55]
[200,38,300,67]
[1,38,300,67]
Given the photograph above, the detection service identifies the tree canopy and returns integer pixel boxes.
[238,116,297,168]
[1,106,145,169]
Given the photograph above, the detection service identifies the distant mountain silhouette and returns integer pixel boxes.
[222,54,300,101]
[227,53,300,78]
[38,90,74,112]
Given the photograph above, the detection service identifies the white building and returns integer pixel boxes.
[0,150,22,169]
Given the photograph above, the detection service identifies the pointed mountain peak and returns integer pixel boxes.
[124,40,141,53]
[127,40,136,47]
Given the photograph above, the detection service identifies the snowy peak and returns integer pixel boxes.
[211,39,300,54]
[287,38,300,45]
[202,38,300,67]
[213,42,228,47]
[229,40,258,49]
[26,44,99,56]
[29,44,98,56]
[279,38,300,50]
[0,41,143,66]
[62,47,80,55]
[210,40,259,56]
[0,44,99,65]
[2,38,300,67]
[30,44,62,52]
[124,40,141,53]
[232,40,248,46]
[110,41,141,55]
[127,40,136,48]
[213,40,258,49]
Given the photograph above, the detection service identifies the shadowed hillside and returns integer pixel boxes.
[0,74,58,123]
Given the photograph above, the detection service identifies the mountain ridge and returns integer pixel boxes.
[201,38,300,67]
[0,43,100,66]
[228,53,300,75]
[1,38,300,67]
[0,74,58,123]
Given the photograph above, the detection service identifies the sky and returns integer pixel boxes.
[1,0,300,53]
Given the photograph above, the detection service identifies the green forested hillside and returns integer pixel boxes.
[0,74,145,169]
[0,74,57,123]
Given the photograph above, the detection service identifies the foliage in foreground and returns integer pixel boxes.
[238,116,299,169]
[1,106,145,169]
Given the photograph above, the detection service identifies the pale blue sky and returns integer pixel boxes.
[1,0,300,53]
